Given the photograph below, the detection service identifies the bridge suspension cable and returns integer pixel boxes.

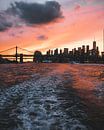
[18,47,34,54]
[0,47,16,54]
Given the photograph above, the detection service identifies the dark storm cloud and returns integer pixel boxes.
[10,1,62,24]
[0,1,62,32]
[0,13,12,31]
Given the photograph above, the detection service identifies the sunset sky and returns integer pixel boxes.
[0,0,104,54]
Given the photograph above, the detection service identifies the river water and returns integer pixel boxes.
[0,63,104,130]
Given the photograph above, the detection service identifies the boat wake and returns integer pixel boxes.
[0,72,88,130]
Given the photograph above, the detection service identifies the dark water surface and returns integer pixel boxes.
[0,63,104,130]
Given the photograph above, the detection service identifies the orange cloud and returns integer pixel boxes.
[0,3,104,54]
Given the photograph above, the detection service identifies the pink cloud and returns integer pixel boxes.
[0,2,104,53]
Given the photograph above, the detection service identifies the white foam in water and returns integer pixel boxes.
[70,124,87,130]
[94,81,104,99]
[0,72,88,130]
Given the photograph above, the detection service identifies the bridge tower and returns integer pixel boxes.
[16,46,18,62]
[20,54,23,63]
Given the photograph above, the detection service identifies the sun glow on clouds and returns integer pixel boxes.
[0,0,104,54]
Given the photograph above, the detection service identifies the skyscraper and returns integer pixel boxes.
[51,50,53,55]
[78,47,81,54]
[93,41,96,50]
[54,48,58,55]
[82,45,85,53]
[86,45,89,53]
[64,48,68,55]
[46,50,51,56]
[60,49,62,55]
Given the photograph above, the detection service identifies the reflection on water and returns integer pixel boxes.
[0,63,104,130]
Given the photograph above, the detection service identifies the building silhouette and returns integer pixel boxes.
[33,41,104,63]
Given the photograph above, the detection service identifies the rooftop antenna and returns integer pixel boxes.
[103,29,104,52]
[94,36,95,41]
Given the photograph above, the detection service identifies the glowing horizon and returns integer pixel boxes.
[0,0,104,54]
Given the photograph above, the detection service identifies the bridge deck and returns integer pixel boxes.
[0,55,34,57]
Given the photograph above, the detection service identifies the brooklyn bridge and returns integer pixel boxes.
[0,46,34,63]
